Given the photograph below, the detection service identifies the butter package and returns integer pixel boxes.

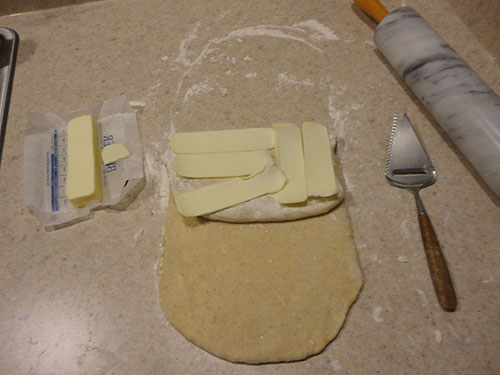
[23,95,144,227]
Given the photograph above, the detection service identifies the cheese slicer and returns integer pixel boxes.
[385,113,457,312]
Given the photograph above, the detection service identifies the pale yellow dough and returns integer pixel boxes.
[159,199,363,363]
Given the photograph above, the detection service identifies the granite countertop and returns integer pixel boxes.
[1,0,499,374]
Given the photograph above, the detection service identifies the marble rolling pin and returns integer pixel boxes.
[355,0,500,197]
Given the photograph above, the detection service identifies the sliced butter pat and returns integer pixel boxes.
[302,122,337,197]
[174,150,273,178]
[102,143,130,165]
[171,128,274,154]
[65,115,102,208]
[174,165,286,217]
[272,123,307,204]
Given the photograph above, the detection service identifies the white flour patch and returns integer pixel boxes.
[183,81,214,103]
[243,56,254,61]
[342,172,353,191]
[145,81,162,99]
[159,165,169,211]
[416,288,429,309]
[293,20,339,41]
[329,359,342,371]
[132,229,144,247]
[144,152,158,184]
[277,72,314,87]
[397,255,409,263]
[225,25,322,52]
[145,152,170,213]
[400,219,410,238]
[434,329,443,343]
[373,306,384,323]
[327,83,349,139]
[129,100,146,108]
[245,73,257,78]
[343,32,356,43]
[174,21,201,68]
[364,40,375,47]
[351,102,364,111]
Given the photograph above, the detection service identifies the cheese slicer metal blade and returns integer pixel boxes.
[385,113,457,312]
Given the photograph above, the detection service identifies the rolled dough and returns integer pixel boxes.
[159,198,363,363]
[160,29,363,363]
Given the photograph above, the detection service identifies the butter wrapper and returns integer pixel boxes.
[23,95,144,227]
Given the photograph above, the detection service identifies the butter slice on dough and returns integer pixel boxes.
[174,150,273,178]
[171,128,274,154]
[302,122,337,197]
[272,123,307,204]
[174,166,286,217]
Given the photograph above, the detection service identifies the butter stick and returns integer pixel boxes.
[65,115,103,208]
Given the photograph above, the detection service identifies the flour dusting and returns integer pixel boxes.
[129,100,146,107]
[400,219,410,238]
[329,359,342,372]
[226,25,322,52]
[397,255,409,263]
[434,329,443,343]
[183,81,214,103]
[277,72,314,87]
[373,306,384,323]
[293,20,339,41]
[145,152,170,212]
[175,21,201,68]
[327,83,349,139]
[416,288,429,309]
[169,20,336,137]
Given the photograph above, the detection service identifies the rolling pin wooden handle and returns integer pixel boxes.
[354,0,389,23]
[418,213,457,311]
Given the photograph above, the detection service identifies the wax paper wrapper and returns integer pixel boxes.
[23,95,144,227]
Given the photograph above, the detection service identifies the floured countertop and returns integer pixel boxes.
[0,0,499,374]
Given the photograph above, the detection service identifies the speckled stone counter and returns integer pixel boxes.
[1,0,499,374]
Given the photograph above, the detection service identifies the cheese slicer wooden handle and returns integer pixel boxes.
[353,0,389,23]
